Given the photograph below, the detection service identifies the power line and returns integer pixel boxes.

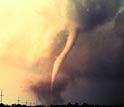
[0,89,4,104]
[17,97,20,105]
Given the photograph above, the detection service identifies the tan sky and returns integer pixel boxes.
[0,0,69,104]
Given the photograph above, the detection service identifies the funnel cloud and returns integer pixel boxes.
[51,26,80,89]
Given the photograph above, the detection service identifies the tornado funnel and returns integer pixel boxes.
[51,27,80,89]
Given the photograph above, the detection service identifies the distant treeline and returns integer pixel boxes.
[0,103,124,107]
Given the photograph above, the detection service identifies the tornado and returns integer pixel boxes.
[51,26,80,89]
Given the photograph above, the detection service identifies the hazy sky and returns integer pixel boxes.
[0,0,124,105]
[0,0,68,104]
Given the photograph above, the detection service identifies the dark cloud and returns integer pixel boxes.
[31,0,124,105]
[58,9,124,104]
[114,10,124,37]
[30,79,68,105]
[69,0,123,31]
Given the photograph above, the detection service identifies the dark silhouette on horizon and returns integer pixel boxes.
[0,102,124,107]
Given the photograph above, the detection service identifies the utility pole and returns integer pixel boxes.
[0,89,4,104]
[17,97,20,105]
[25,100,27,105]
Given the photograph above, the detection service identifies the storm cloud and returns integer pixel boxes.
[30,0,124,105]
